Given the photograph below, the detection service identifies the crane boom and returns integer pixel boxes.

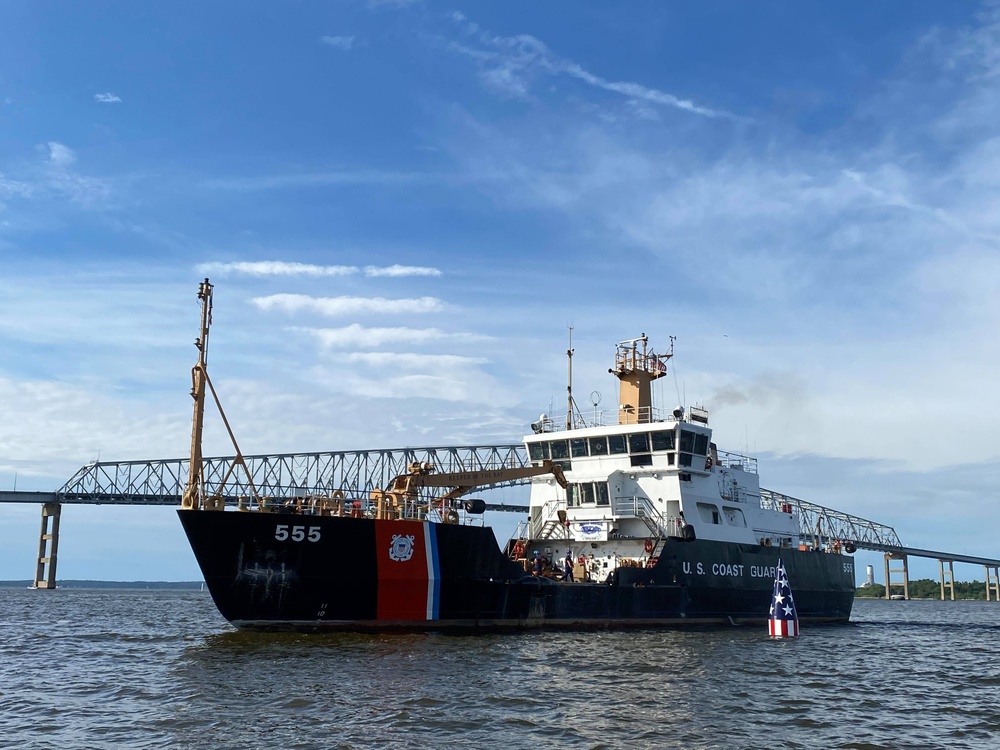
[396,460,566,491]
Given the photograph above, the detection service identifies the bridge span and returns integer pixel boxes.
[2,442,998,599]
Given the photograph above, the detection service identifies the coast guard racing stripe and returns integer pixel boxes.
[375,520,440,622]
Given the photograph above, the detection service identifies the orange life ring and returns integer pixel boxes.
[644,538,654,554]
[512,540,526,559]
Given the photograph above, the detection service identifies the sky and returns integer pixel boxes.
[2,1,999,586]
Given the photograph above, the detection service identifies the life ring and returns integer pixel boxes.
[644,538,654,554]
[444,509,460,524]
[512,540,526,559]
[844,541,857,555]
[705,456,713,470]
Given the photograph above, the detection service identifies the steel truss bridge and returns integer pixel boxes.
[53,443,534,511]
[3,442,999,599]
[30,445,903,549]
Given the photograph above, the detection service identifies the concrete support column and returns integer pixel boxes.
[33,502,61,590]
[939,560,955,601]
[986,566,1000,602]
[885,552,909,600]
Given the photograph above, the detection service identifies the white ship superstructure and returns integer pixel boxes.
[523,336,799,582]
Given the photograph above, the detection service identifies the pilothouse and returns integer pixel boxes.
[516,335,804,584]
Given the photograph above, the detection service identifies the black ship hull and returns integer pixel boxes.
[179,510,855,631]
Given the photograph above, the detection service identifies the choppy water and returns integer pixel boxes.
[0,591,998,749]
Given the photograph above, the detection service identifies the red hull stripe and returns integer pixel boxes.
[375,520,439,622]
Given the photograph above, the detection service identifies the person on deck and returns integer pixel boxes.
[564,550,575,582]
[532,551,543,576]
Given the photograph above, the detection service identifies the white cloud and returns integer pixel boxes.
[251,294,446,316]
[94,92,122,103]
[445,17,729,118]
[364,264,442,277]
[302,324,489,348]
[320,35,354,51]
[343,351,488,369]
[45,142,76,167]
[197,261,359,277]
[0,174,33,201]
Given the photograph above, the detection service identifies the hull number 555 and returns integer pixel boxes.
[275,525,321,543]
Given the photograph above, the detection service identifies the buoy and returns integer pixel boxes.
[768,558,799,638]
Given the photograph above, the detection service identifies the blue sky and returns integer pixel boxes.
[2,1,999,585]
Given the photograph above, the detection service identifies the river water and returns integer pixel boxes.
[0,590,997,749]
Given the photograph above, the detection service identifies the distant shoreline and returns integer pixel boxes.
[0,580,204,589]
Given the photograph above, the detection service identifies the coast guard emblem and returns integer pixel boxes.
[388,534,415,562]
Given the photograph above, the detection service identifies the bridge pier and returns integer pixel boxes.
[33,502,61,589]
[986,566,999,602]
[938,559,955,601]
[884,552,909,600]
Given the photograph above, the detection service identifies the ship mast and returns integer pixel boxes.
[612,334,670,425]
[566,326,574,431]
[181,279,213,510]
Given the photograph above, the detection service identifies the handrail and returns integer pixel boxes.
[759,488,902,546]
[611,495,678,538]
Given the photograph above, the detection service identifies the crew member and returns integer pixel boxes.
[564,550,574,582]
[532,551,543,576]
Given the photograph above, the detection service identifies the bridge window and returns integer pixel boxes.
[550,440,569,460]
[608,435,627,455]
[651,430,675,451]
[628,433,649,453]
[528,442,549,461]
[589,436,609,456]
[679,429,695,454]
[694,434,709,456]
[570,438,589,458]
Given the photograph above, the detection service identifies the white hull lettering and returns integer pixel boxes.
[711,563,745,577]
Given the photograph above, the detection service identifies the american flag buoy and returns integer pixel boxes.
[768,558,799,638]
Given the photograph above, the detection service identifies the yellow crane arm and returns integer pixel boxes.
[390,459,567,494]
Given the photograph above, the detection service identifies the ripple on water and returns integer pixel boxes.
[0,594,999,749]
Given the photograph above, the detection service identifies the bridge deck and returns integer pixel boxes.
[0,445,995,568]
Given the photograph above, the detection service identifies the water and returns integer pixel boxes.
[1,591,998,750]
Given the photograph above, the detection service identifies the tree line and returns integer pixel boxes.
[857,579,992,600]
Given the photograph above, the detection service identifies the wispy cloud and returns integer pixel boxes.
[364,264,442,277]
[446,13,730,118]
[197,261,359,277]
[194,261,443,278]
[343,351,488,369]
[94,92,122,104]
[251,294,446,316]
[301,323,489,348]
[46,142,76,167]
[320,35,354,51]
[33,142,112,206]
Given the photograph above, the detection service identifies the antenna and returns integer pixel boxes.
[566,325,574,431]
[590,390,602,426]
